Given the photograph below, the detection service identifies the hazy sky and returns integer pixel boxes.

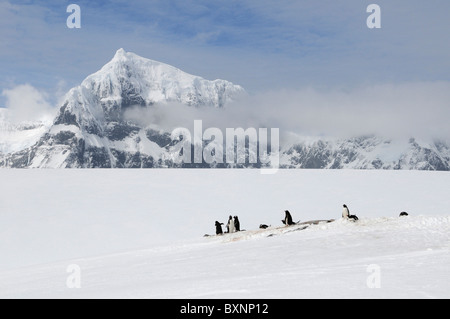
[1,0,449,138]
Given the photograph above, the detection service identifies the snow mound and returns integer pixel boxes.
[0,215,448,298]
[208,216,450,250]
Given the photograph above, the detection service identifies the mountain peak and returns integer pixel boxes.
[110,48,168,66]
[81,49,245,109]
[115,48,126,57]
[111,48,141,63]
[1,48,247,167]
[110,48,143,65]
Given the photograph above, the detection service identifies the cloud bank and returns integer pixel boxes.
[1,84,55,124]
[124,81,450,144]
[3,80,448,145]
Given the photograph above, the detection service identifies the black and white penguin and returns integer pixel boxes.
[259,224,270,229]
[226,215,236,233]
[399,212,409,217]
[215,221,224,235]
[234,216,240,232]
[282,210,295,226]
[342,204,358,221]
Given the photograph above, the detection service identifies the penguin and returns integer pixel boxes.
[234,216,240,232]
[399,212,409,217]
[259,224,270,229]
[215,221,224,235]
[342,204,358,221]
[342,204,350,218]
[282,210,296,226]
[226,215,236,233]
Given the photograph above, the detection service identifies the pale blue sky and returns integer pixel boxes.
[1,0,449,108]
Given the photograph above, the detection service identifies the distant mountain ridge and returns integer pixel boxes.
[1,49,449,170]
[280,136,450,170]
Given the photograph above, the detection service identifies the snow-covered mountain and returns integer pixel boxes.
[1,49,450,169]
[0,49,245,168]
[280,135,450,170]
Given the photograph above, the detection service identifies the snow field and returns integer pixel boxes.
[0,169,449,298]
[0,215,448,298]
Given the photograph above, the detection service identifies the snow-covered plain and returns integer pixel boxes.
[0,169,449,298]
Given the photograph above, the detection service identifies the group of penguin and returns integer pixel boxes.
[215,215,241,235]
[213,204,409,236]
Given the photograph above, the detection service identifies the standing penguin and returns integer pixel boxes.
[226,215,236,233]
[215,221,224,235]
[234,216,240,232]
[342,204,350,218]
[282,210,296,226]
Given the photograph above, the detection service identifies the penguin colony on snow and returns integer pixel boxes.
[212,205,409,236]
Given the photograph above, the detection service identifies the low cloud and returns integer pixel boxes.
[125,81,450,144]
[4,81,448,145]
[2,84,55,124]
[238,81,450,141]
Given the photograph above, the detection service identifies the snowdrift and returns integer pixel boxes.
[0,215,448,298]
